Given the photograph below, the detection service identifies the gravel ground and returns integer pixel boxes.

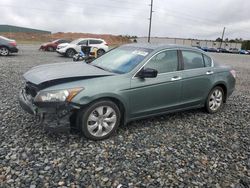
[0,45,249,188]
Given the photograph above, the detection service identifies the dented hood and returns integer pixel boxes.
[24,62,114,85]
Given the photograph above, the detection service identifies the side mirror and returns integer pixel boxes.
[137,68,158,78]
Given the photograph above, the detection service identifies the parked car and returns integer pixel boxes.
[239,49,249,55]
[192,45,202,50]
[228,48,239,53]
[19,44,236,140]
[39,39,71,51]
[217,48,229,53]
[56,38,109,58]
[207,48,219,53]
[0,36,18,56]
[201,47,208,52]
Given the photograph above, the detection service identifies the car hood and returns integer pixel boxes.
[24,62,114,85]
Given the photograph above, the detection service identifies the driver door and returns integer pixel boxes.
[129,50,182,118]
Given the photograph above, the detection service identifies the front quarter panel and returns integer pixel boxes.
[71,75,131,111]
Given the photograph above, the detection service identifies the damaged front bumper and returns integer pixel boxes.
[19,89,79,131]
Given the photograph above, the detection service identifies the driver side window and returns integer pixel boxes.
[144,50,178,74]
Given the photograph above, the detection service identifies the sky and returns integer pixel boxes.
[0,0,249,40]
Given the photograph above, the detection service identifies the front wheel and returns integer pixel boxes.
[66,49,76,58]
[79,100,121,140]
[205,86,225,113]
[0,47,9,56]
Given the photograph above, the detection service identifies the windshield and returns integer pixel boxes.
[70,38,82,44]
[52,39,60,43]
[91,46,153,74]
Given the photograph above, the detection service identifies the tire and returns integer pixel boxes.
[66,49,76,58]
[0,47,9,56]
[97,49,105,57]
[47,46,54,52]
[78,100,121,140]
[205,86,225,113]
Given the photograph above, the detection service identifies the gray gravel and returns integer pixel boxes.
[0,45,250,187]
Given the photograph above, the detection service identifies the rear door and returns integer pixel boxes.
[180,50,214,107]
[89,39,102,48]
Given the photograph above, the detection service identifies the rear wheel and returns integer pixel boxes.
[97,49,105,57]
[0,47,9,56]
[205,86,224,113]
[66,49,76,57]
[79,100,121,140]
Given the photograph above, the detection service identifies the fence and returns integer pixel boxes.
[136,37,242,49]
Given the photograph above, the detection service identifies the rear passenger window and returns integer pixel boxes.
[145,50,178,74]
[89,40,102,44]
[203,55,212,67]
[182,51,205,70]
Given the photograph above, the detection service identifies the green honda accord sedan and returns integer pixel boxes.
[19,43,236,140]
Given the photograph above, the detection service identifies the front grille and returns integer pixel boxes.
[25,82,38,97]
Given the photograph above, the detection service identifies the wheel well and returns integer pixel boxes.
[214,84,227,102]
[0,45,9,49]
[66,48,76,53]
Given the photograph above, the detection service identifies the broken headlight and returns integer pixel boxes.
[34,88,83,102]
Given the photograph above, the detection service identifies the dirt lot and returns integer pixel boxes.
[0,45,249,187]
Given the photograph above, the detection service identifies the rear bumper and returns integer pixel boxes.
[9,47,18,53]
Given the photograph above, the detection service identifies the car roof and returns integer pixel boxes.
[78,38,104,41]
[123,43,202,52]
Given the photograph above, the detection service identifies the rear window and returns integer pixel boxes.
[0,36,9,40]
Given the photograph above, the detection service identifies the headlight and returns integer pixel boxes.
[34,88,83,102]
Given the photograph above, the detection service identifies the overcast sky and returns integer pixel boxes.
[0,0,249,40]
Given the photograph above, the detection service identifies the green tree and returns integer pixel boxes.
[242,40,250,50]
[215,37,222,42]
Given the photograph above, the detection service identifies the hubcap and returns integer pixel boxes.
[0,48,8,56]
[97,50,104,56]
[87,106,117,137]
[67,50,74,57]
[209,89,223,111]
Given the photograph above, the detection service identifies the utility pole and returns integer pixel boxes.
[220,27,226,48]
[148,0,153,43]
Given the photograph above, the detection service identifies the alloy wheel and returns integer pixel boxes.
[87,106,117,137]
[209,89,223,111]
[0,47,9,56]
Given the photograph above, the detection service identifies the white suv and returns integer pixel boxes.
[56,38,109,57]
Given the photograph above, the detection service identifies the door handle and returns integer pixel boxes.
[206,70,214,75]
[171,76,182,81]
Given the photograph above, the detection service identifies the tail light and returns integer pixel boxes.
[230,70,236,78]
[9,41,17,47]
[104,42,108,46]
